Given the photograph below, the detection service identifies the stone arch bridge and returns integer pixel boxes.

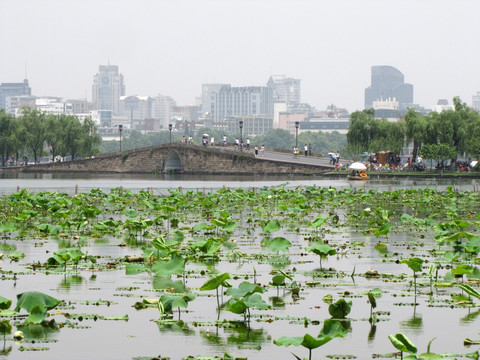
[21,144,332,175]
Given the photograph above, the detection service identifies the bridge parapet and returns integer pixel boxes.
[18,143,331,175]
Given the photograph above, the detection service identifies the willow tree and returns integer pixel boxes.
[18,107,46,163]
[404,109,426,162]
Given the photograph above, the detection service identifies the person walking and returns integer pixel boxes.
[260,145,265,157]
[304,144,308,157]
[254,146,259,157]
[308,143,312,156]
[246,138,250,150]
[210,136,215,146]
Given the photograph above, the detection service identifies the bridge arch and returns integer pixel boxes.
[164,150,182,172]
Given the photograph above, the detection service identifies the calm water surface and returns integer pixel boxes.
[1,172,479,194]
[1,172,479,360]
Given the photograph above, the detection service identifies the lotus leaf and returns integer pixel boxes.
[388,333,418,355]
[200,273,231,291]
[262,219,281,233]
[265,236,292,252]
[328,298,352,318]
[15,291,61,324]
[0,296,12,310]
[152,254,185,277]
[225,281,265,299]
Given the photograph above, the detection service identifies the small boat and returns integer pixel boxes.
[347,170,369,180]
[347,162,369,180]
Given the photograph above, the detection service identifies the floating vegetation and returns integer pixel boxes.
[1,186,480,359]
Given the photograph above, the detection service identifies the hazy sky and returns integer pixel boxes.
[1,0,479,112]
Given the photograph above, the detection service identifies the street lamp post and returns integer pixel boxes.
[295,121,299,148]
[119,124,123,152]
[168,123,173,146]
[239,120,243,152]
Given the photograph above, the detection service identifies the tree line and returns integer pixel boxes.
[345,97,480,167]
[0,108,101,165]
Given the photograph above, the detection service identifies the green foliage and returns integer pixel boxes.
[401,257,424,273]
[152,254,186,277]
[0,296,12,310]
[200,273,231,291]
[420,143,457,168]
[388,333,418,356]
[262,219,281,233]
[264,236,292,252]
[328,298,352,318]
[274,319,348,360]
[14,291,61,324]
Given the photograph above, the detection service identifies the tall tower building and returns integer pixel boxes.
[0,79,31,110]
[365,66,413,110]
[92,65,125,116]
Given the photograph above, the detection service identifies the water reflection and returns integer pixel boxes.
[460,308,480,324]
[17,321,59,340]
[58,275,86,291]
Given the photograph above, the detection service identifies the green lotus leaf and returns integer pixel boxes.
[0,319,12,335]
[389,333,418,355]
[152,254,185,277]
[262,219,281,233]
[459,284,480,300]
[0,296,12,310]
[15,292,60,324]
[401,257,424,273]
[0,222,17,233]
[225,281,265,299]
[242,293,270,310]
[125,263,149,275]
[123,209,138,218]
[265,237,292,252]
[271,274,286,286]
[225,298,247,314]
[452,265,474,276]
[200,273,231,291]
[328,298,352,318]
[307,244,336,257]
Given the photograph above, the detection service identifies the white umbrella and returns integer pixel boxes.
[349,162,367,170]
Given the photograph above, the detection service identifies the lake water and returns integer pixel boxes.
[1,172,479,195]
[1,173,480,360]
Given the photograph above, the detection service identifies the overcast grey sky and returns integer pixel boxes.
[1,0,479,112]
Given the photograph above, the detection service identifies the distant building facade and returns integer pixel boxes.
[92,65,125,116]
[119,95,152,129]
[472,91,480,112]
[227,115,273,136]
[267,75,301,105]
[201,83,274,122]
[5,95,36,116]
[151,95,176,129]
[0,79,31,110]
[365,66,413,110]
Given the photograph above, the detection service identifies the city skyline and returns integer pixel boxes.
[1,0,479,112]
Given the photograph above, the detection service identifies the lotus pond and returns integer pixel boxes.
[1,185,480,360]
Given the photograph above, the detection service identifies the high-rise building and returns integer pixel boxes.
[0,79,31,110]
[267,75,301,105]
[365,66,413,110]
[472,92,480,112]
[92,65,125,116]
[201,83,228,120]
[151,95,176,129]
[119,95,152,129]
[201,84,273,122]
